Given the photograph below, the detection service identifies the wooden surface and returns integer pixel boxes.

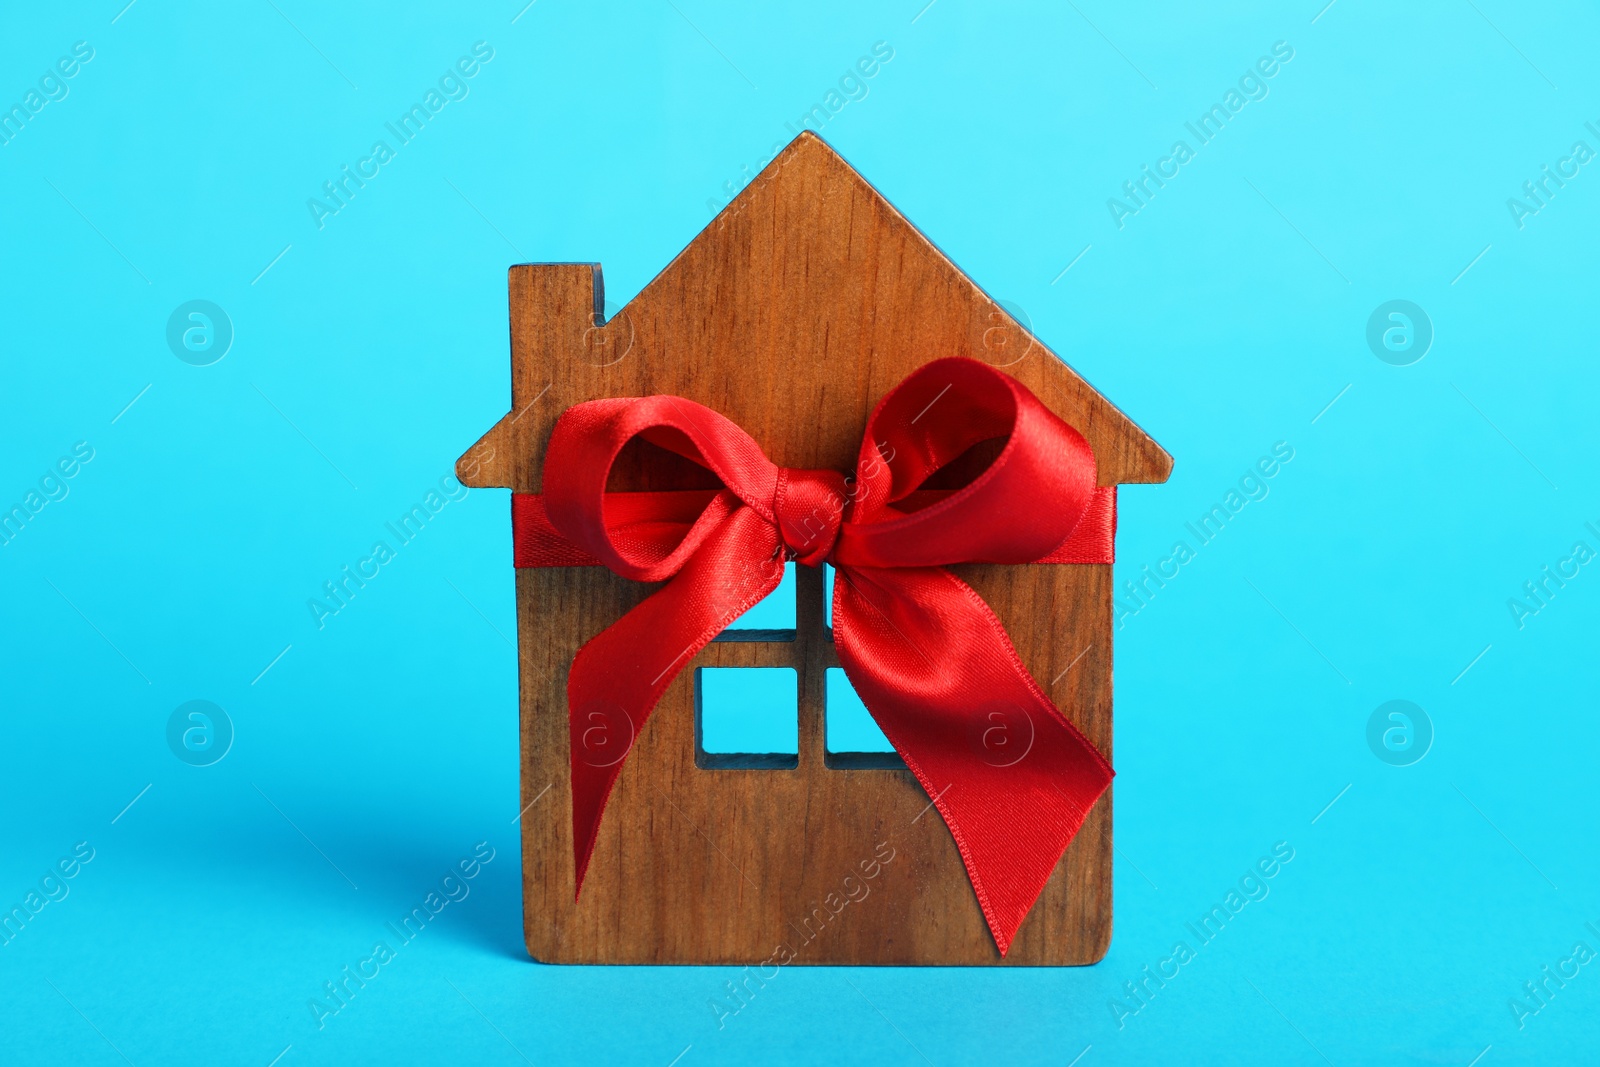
[456,132,1171,965]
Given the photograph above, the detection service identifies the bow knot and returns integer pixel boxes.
[773,467,848,566]
[528,357,1117,955]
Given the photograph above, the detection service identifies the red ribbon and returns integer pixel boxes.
[515,357,1116,954]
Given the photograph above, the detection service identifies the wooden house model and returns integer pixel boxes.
[455,132,1171,966]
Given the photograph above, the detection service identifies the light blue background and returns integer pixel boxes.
[2,1,1597,1063]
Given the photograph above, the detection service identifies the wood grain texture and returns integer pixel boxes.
[456,132,1170,965]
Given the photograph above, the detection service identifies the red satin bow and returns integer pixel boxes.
[516,357,1116,954]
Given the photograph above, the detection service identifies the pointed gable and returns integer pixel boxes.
[459,131,1169,492]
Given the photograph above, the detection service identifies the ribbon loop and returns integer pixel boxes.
[543,395,781,581]
[834,357,1099,568]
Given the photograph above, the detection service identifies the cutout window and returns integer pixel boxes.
[824,667,903,769]
[714,562,796,641]
[823,564,835,637]
[694,666,799,769]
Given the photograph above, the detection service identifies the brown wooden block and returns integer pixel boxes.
[456,132,1171,965]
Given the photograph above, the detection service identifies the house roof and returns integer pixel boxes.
[457,131,1171,492]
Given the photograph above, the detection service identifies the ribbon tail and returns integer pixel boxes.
[568,507,784,896]
[832,565,1113,955]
